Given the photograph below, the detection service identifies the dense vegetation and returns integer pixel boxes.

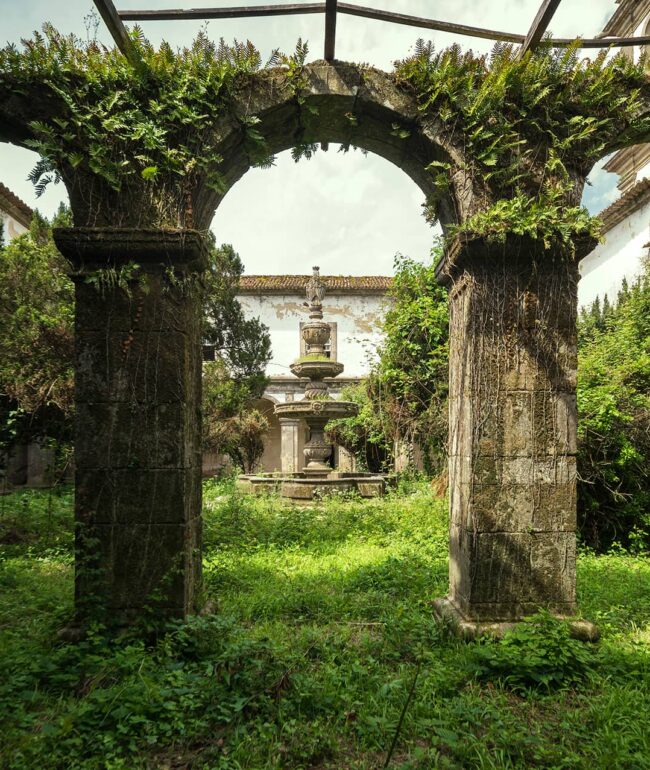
[0,216,271,479]
[0,209,74,465]
[1,481,649,769]
[395,41,649,247]
[577,259,650,550]
[328,254,448,474]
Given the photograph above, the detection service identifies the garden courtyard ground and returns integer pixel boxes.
[1,480,649,769]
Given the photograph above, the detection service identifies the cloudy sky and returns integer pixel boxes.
[0,0,622,275]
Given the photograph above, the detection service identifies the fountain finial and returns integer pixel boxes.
[306,266,326,319]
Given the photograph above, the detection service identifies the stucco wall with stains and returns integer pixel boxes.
[236,290,392,383]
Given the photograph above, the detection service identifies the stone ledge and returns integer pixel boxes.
[433,596,599,642]
[53,227,209,273]
[435,233,597,287]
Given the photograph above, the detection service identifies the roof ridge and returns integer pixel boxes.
[238,274,394,295]
[0,182,34,228]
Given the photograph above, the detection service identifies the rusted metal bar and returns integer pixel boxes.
[118,4,326,21]
[324,0,338,61]
[93,0,141,65]
[337,4,525,43]
[115,3,650,50]
[518,0,563,58]
[551,34,650,48]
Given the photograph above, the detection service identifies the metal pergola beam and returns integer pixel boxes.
[324,0,338,61]
[119,4,325,21]
[92,0,141,65]
[113,3,650,52]
[518,0,563,59]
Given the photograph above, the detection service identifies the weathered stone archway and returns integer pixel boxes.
[1,50,648,632]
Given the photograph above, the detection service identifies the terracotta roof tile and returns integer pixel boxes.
[0,182,33,229]
[238,275,394,295]
[597,177,650,233]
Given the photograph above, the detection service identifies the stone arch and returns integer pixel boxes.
[189,62,463,233]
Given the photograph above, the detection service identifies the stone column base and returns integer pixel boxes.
[433,597,599,642]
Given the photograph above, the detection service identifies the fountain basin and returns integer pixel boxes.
[274,399,358,421]
[290,359,344,380]
[237,471,391,500]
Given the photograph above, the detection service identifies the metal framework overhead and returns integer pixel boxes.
[94,0,650,68]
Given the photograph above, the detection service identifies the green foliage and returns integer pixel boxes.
[2,483,650,768]
[202,359,269,473]
[0,205,74,449]
[577,260,650,551]
[332,253,449,474]
[470,611,596,692]
[0,26,271,225]
[396,41,649,245]
[203,239,271,387]
[326,383,393,472]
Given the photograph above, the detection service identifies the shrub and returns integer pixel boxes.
[577,260,650,551]
[470,611,596,692]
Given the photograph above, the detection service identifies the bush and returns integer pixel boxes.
[470,612,596,692]
[577,261,650,551]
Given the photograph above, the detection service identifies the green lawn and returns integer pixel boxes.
[1,480,649,769]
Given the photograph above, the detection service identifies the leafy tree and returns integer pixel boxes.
[0,205,74,451]
[203,239,271,395]
[202,359,269,473]
[577,258,650,550]
[328,253,449,474]
[201,240,271,473]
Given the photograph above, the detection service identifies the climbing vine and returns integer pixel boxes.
[396,40,649,246]
[0,27,648,238]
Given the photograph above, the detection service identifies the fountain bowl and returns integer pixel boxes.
[237,470,392,501]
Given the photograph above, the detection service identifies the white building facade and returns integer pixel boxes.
[233,274,393,473]
[0,181,32,242]
[579,0,650,307]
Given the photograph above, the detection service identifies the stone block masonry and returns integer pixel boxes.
[54,228,207,626]
[436,234,595,627]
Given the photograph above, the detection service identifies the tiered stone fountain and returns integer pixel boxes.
[238,267,387,500]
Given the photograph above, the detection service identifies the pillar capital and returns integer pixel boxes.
[435,233,597,288]
[53,227,209,276]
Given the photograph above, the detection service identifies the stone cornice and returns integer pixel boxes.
[435,234,597,287]
[601,0,650,36]
[53,227,209,273]
[604,144,650,193]
[597,177,650,232]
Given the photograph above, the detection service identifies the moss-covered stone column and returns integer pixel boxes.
[434,235,597,637]
[54,228,207,627]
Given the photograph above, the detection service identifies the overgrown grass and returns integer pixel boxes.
[0,481,649,769]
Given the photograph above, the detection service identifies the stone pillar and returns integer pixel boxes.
[279,417,301,474]
[434,235,595,634]
[5,444,28,486]
[54,228,207,627]
[337,445,356,472]
[27,440,55,487]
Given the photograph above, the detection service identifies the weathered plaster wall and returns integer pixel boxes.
[0,209,28,241]
[237,291,391,380]
[579,202,650,308]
